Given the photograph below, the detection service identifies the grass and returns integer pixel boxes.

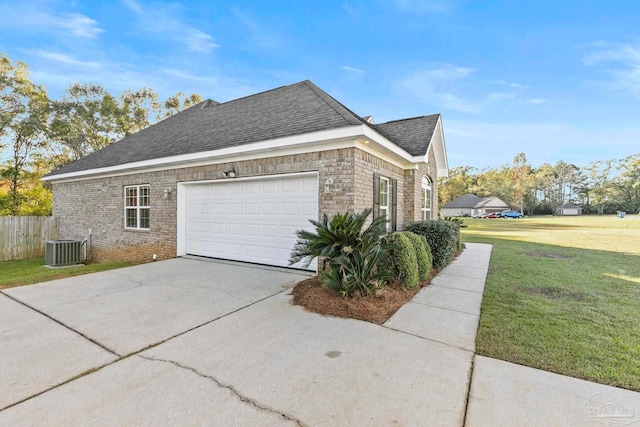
[461,215,640,392]
[0,257,132,289]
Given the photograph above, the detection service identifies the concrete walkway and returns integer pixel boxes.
[386,242,640,426]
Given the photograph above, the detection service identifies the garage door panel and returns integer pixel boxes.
[262,202,278,215]
[185,174,318,270]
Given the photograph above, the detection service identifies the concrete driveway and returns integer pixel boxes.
[0,259,307,411]
[0,256,474,426]
[7,249,635,426]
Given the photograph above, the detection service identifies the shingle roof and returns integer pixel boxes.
[47,80,438,176]
[442,194,510,209]
[442,194,483,209]
[373,114,440,156]
[475,197,510,208]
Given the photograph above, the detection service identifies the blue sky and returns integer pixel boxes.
[1,0,639,169]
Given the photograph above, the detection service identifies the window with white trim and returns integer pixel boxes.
[379,176,390,228]
[421,176,432,221]
[373,173,397,231]
[124,185,150,229]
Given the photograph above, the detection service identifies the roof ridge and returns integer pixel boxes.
[377,114,440,125]
[213,81,308,106]
[301,80,364,126]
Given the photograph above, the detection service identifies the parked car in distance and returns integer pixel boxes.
[485,212,500,219]
[499,210,524,219]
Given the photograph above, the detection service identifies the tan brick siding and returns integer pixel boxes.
[353,149,405,229]
[403,147,439,225]
[53,147,431,263]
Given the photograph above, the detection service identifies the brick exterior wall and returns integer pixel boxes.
[403,146,439,225]
[354,149,405,229]
[53,147,436,264]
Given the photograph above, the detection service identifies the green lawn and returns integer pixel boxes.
[0,257,132,289]
[462,215,640,392]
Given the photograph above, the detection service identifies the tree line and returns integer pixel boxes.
[0,53,201,215]
[439,152,640,215]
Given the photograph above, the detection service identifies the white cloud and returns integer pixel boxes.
[122,0,219,54]
[121,0,143,14]
[184,30,219,53]
[400,63,480,113]
[28,50,101,69]
[583,42,640,96]
[526,98,548,105]
[0,3,103,39]
[63,13,103,38]
[342,66,365,73]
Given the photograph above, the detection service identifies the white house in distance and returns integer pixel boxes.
[440,193,510,217]
[555,203,582,216]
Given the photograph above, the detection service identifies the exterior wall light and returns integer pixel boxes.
[223,169,237,178]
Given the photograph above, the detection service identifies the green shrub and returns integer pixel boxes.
[320,246,391,297]
[442,216,468,228]
[289,208,392,297]
[405,232,432,281]
[405,220,460,270]
[382,232,419,289]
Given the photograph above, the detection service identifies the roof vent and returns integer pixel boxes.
[363,115,374,124]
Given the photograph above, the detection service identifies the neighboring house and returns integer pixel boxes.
[555,203,582,216]
[440,194,510,217]
[43,80,448,271]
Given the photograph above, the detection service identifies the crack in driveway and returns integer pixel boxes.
[138,355,307,427]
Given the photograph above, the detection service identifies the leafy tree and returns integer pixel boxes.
[49,84,203,164]
[160,92,202,120]
[583,160,616,215]
[49,83,124,161]
[475,165,513,203]
[0,53,50,215]
[438,166,477,204]
[120,87,161,135]
[512,152,534,214]
[617,154,640,213]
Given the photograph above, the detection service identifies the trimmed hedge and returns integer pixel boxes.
[383,232,419,289]
[405,220,460,270]
[405,232,432,281]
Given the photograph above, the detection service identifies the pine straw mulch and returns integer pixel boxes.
[290,270,438,325]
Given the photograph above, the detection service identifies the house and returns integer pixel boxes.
[440,194,510,217]
[42,80,448,271]
[555,203,582,216]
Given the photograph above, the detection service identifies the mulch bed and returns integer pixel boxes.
[290,271,437,324]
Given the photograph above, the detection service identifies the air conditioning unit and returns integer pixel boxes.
[45,240,84,267]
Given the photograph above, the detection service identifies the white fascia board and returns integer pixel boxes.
[435,116,449,177]
[424,116,449,178]
[42,125,364,182]
[44,124,422,183]
[361,125,417,162]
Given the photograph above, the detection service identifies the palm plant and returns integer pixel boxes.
[289,208,387,268]
[289,208,392,296]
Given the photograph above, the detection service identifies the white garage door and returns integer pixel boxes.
[185,173,318,270]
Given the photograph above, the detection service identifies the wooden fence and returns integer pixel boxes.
[0,216,59,262]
